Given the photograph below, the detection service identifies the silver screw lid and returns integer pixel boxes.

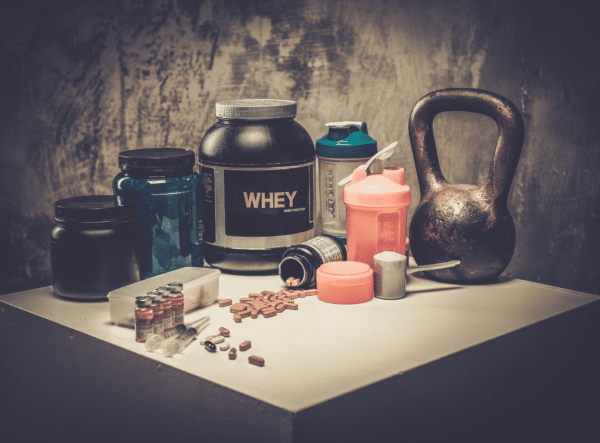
[135,296,152,306]
[146,291,162,301]
[215,99,296,120]
[167,282,183,292]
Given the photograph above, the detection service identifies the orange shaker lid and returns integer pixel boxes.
[343,167,411,208]
[317,261,373,304]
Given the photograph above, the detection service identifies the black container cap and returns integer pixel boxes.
[54,195,135,223]
[118,148,195,176]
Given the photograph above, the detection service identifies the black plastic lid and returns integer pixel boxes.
[54,195,135,224]
[118,148,195,176]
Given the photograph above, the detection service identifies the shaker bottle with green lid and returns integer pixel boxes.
[316,121,377,244]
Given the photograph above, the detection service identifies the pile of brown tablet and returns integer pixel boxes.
[218,289,318,323]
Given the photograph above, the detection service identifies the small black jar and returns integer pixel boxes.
[279,235,347,288]
[51,195,140,300]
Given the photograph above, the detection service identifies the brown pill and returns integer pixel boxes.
[230,303,248,313]
[285,302,298,310]
[228,348,237,360]
[262,309,277,318]
[240,297,253,304]
[239,340,251,351]
[251,309,259,319]
[219,327,230,337]
[248,355,265,367]
[219,299,232,307]
[275,303,286,313]
[239,310,252,319]
[248,293,261,298]
[233,314,242,323]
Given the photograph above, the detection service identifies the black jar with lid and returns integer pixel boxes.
[199,99,316,272]
[50,195,140,300]
[279,235,347,288]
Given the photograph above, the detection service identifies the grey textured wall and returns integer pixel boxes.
[1,0,599,295]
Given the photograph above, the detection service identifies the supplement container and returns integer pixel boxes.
[279,235,347,288]
[113,148,202,279]
[372,251,408,300]
[199,99,316,272]
[344,167,411,267]
[147,291,165,334]
[135,296,154,343]
[316,122,377,244]
[167,282,185,327]
[316,261,373,304]
[51,195,140,300]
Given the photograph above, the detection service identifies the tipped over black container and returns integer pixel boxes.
[279,235,347,288]
[50,195,140,300]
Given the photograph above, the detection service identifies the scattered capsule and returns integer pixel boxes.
[249,355,265,367]
[204,340,217,352]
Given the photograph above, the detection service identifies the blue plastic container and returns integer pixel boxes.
[113,148,202,279]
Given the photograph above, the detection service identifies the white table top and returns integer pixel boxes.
[2,273,598,413]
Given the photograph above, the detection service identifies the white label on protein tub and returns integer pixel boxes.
[303,236,344,263]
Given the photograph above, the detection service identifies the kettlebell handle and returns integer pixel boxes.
[409,89,525,202]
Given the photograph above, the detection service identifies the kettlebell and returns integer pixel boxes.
[408,88,525,283]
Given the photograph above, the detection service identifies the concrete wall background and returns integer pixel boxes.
[0,0,598,295]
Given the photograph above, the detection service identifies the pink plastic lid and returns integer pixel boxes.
[343,167,411,208]
[317,261,373,304]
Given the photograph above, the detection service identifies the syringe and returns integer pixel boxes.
[162,321,211,357]
[145,316,210,352]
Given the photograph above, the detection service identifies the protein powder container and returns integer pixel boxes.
[51,195,140,299]
[199,99,316,272]
[113,148,202,280]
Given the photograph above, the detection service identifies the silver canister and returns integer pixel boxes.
[373,251,408,300]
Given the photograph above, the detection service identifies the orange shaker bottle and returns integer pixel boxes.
[343,167,411,267]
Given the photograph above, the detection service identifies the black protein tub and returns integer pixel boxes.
[199,99,316,272]
[50,195,140,299]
